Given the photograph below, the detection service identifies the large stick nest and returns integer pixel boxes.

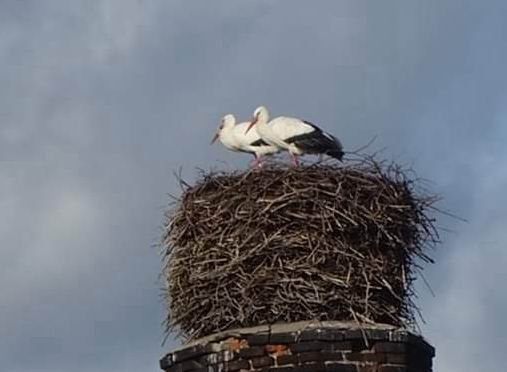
[162,158,439,341]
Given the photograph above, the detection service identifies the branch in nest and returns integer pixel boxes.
[161,155,443,341]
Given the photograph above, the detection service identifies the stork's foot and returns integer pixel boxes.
[289,153,299,167]
[250,156,265,168]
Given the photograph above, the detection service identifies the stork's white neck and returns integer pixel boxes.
[255,107,270,128]
[253,107,290,150]
[219,115,238,150]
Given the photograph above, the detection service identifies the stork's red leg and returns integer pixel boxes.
[255,155,264,168]
[249,156,257,168]
[290,153,299,167]
[250,155,264,168]
[256,155,265,168]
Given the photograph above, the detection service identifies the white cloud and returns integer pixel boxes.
[0,169,102,298]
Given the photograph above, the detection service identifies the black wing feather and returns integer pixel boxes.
[286,120,343,160]
[250,138,270,147]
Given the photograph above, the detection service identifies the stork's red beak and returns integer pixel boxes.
[210,132,219,144]
[245,116,258,134]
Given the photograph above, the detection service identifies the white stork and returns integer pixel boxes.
[245,106,344,166]
[211,114,280,167]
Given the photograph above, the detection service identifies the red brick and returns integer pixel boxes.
[277,354,299,366]
[331,342,354,352]
[268,367,294,372]
[300,330,344,342]
[291,342,331,353]
[345,352,384,363]
[239,346,266,358]
[247,334,270,345]
[325,363,357,372]
[181,360,205,371]
[173,345,214,362]
[294,362,327,372]
[374,343,406,354]
[385,353,407,364]
[299,352,343,363]
[251,356,274,368]
[319,352,344,362]
[299,352,325,363]
[378,366,407,372]
[270,332,299,343]
[225,359,250,371]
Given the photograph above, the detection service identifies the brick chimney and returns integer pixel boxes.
[160,321,434,372]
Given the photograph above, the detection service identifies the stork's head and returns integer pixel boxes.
[246,105,269,134]
[211,114,235,144]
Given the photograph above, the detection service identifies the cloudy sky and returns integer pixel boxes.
[1,1,506,371]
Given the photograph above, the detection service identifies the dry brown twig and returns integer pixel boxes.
[161,156,441,341]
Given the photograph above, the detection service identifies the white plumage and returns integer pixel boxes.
[211,114,279,166]
[246,106,344,165]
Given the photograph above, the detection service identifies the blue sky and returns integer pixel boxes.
[1,1,506,371]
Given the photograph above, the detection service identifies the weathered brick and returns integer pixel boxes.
[299,352,343,363]
[351,339,369,352]
[248,333,270,345]
[406,350,432,369]
[266,344,289,355]
[324,363,357,372]
[239,346,266,358]
[164,364,182,372]
[422,343,435,358]
[363,329,390,341]
[385,353,407,364]
[343,330,365,341]
[162,331,431,372]
[343,352,361,362]
[389,331,409,343]
[374,343,406,354]
[180,360,205,371]
[408,339,435,358]
[277,354,299,366]
[299,330,323,342]
[345,352,384,363]
[331,339,366,352]
[390,332,434,356]
[203,351,235,364]
[268,367,294,372]
[224,337,248,352]
[300,329,344,342]
[299,352,325,363]
[291,342,331,353]
[357,366,379,372]
[378,366,407,372]
[225,359,250,371]
[173,345,213,362]
[160,354,174,369]
[294,362,327,372]
[319,352,344,362]
[251,356,274,368]
[197,353,215,365]
[270,332,299,343]
[331,342,354,352]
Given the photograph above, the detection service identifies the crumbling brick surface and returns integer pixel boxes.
[160,323,434,372]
